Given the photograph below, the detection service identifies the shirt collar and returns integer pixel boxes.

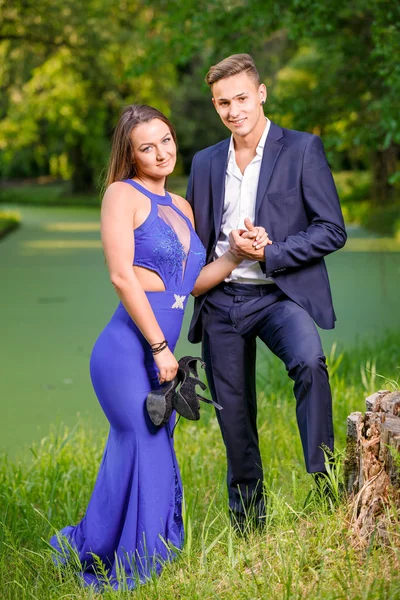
[228,118,270,160]
[256,118,270,156]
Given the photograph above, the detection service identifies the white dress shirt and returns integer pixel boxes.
[214,119,274,284]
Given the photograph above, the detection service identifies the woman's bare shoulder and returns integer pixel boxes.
[102,181,134,201]
[102,181,146,215]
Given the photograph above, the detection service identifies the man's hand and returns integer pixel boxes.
[229,218,272,261]
[240,218,272,248]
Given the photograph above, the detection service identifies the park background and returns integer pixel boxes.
[0,1,400,598]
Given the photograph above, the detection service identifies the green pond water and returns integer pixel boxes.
[1,205,400,456]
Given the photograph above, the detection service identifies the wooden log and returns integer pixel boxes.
[365,390,400,415]
[345,390,400,548]
[343,412,363,495]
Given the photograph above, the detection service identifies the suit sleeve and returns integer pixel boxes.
[263,135,347,277]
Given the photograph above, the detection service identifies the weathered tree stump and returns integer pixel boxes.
[344,390,400,548]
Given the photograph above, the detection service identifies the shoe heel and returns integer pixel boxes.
[173,390,200,421]
[146,377,178,427]
[146,391,167,426]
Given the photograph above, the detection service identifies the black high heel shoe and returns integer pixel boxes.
[173,356,223,420]
[146,375,180,427]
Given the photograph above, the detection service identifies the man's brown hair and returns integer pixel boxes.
[205,53,260,88]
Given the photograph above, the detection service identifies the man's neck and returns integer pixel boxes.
[232,116,267,153]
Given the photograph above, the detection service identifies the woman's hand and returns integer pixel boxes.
[153,347,179,383]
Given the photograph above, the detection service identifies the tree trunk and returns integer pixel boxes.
[344,390,400,548]
[370,144,398,206]
[69,143,95,194]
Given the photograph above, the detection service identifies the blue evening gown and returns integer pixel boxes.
[50,179,206,590]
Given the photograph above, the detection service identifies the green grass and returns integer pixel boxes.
[2,172,399,238]
[0,177,188,208]
[1,331,400,598]
[0,183,101,207]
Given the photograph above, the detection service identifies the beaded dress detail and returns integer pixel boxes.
[131,180,205,293]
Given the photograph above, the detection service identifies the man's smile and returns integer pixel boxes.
[230,118,246,126]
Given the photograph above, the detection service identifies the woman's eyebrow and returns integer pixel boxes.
[139,134,170,148]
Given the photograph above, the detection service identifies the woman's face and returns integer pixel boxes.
[130,118,176,179]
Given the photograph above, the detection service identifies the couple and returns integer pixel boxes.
[50,53,346,590]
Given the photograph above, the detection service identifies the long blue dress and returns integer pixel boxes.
[50,180,206,590]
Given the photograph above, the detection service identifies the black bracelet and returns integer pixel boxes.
[151,340,168,355]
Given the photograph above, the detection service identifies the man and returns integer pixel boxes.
[186,54,346,527]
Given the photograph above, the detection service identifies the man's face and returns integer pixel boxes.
[212,71,266,138]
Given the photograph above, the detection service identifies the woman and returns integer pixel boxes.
[50,104,270,590]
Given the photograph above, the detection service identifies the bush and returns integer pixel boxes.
[0,209,21,238]
[333,171,371,205]
[0,183,100,207]
[332,171,400,236]
[0,177,188,208]
[359,203,400,237]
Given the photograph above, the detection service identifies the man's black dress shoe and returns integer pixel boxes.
[313,471,344,504]
[229,499,266,535]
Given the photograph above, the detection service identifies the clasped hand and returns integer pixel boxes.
[155,218,272,384]
[229,218,272,261]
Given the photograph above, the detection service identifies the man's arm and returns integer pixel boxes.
[262,135,346,277]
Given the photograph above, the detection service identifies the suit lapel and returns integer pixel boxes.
[210,139,230,237]
[255,121,284,219]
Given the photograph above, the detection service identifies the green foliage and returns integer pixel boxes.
[0,176,187,206]
[333,166,400,236]
[331,170,400,235]
[277,1,400,198]
[170,65,228,173]
[333,171,371,204]
[0,182,100,207]
[0,0,399,202]
[0,0,177,189]
[359,202,400,237]
[1,332,400,598]
[0,208,20,236]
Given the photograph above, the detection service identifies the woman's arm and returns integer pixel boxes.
[102,182,178,382]
[191,251,242,297]
[170,194,270,297]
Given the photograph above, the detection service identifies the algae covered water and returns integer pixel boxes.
[1,206,399,455]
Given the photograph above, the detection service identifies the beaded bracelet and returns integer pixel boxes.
[151,340,168,355]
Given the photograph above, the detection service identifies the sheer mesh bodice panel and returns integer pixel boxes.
[122,179,206,294]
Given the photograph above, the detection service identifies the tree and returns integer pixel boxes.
[1,0,399,205]
[160,0,400,204]
[0,0,176,191]
[276,0,400,204]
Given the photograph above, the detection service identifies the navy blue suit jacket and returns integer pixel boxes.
[186,121,347,344]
